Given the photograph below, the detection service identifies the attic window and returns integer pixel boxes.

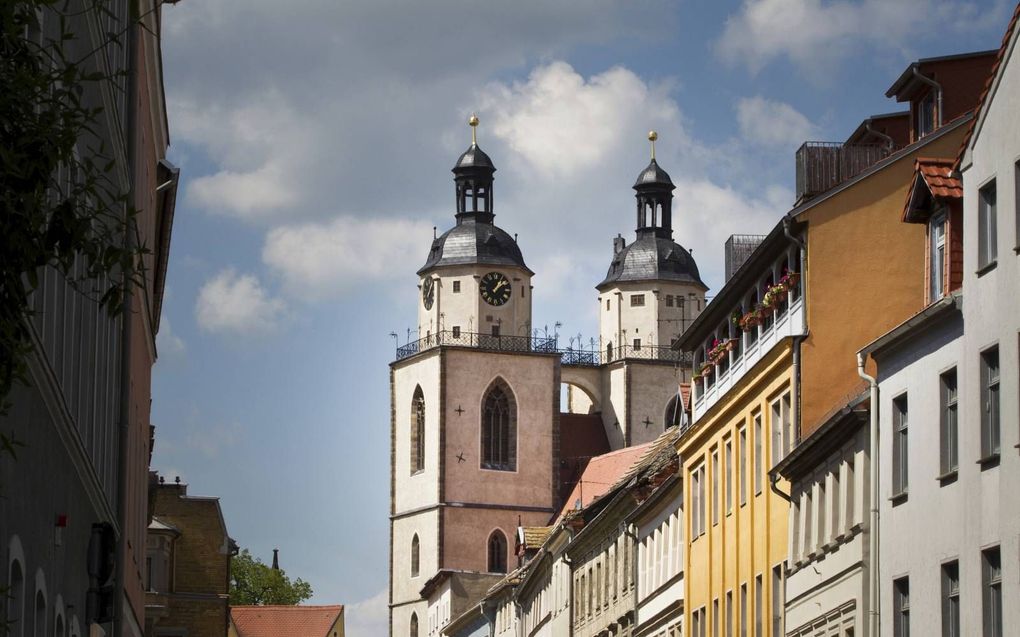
[630,294,645,307]
[917,92,936,139]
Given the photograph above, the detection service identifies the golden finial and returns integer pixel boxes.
[469,113,479,145]
[648,130,658,160]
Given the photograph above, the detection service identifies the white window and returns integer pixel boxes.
[712,449,719,526]
[892,394,908,496]
[978,180,997,269]
[739,428,747,506]
[917,92,935,138]
[725,439,733,515]
[631,294,645,307]
[931,213,946,299]
[754,414,762,495]
[940,369,958,475]
[980,347,1000,460]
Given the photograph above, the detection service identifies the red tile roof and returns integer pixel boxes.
[917,158,963,198]
[558,442,653,519]
[956,1,1020,168]
[231,605,343,637]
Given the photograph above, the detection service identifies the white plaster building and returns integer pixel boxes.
[631,475,684,637]
[859,12,1020,637]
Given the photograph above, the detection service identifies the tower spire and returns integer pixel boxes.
[469,113,479,146]
[648,130,658,160]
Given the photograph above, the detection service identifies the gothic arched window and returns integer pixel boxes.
[665,394,683,428]
[410,534,420,578]
[411,386,425,474]
[488,530,508,574]
[409,612,418,637]
[481,380,516,471]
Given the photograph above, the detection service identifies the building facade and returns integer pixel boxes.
[389,124,703,636]
[1,3,176,637]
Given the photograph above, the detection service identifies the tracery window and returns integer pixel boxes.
[481,380,516,471]
[411,386,425,474]
[410,534,420,578]
[488,530,508,574]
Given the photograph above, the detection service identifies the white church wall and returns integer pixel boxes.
[393,351,442,513]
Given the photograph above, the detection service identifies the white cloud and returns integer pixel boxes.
[736,96,817,148]
[195,268,286,333]
[717,0,1000,76]
[343,588,388,637]
[263,216,436,300]
[480,62,684,179]
[156,317,186,356]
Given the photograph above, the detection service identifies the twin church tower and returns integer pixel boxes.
[388,118,706,635]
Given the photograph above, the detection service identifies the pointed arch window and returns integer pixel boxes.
[665,394,683,428]
[410,386,425,474]
[7,557,24,635]
[488,530,508,574]
[410,534,420,578]
[409,612,418,637]
[481,380,516,471]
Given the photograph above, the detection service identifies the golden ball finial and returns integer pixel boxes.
[469,114,479,127]
[648,130,658,142]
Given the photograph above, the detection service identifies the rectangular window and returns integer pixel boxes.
[754,574,762,637]
[942,561,959,637]
[491,324,500,337]
[740,583,748,637]
[606,298,610,311]
[631,294,645,307]
[917,91,935,138]
[713,599,720,637]
[633,338,642,350]
[980,346,1000,460]
[894,577,910,637]
[978,180,997,269]
[692,464,706,538]
[931,213,946,299]
[983,547,1001,637]
[725,439,733,514]
[739,428,747,506]
[782,393,792,455]
[940,369,958,475]
[666,295,674,307]
[452,280,461,292]
[726,590,734,637]
[772,565,783,637]
[712,448,720,526]
[452,326,461,338]
[770,400,782,467]
[693,608,701,637]
[893,394,909,497]
[754,413,763,495]
[1015,161,1019,248]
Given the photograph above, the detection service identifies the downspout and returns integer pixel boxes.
[114,2,141,635]
[857,352,879,637]
[912,67,943,128]
[865,121,895,152]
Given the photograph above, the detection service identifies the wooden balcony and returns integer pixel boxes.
[795,142,893,204]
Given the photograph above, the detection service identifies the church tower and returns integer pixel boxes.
[591,132,708,447]
[389,117,558,637]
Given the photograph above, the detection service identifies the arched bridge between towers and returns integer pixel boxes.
[560,366,602,412]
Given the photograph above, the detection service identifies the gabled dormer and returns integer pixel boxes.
[885,50,998,143]
[903,158,964,305]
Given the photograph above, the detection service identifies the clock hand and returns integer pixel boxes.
[494,280,507,291]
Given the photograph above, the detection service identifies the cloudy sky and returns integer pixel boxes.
[152,0,1010,633]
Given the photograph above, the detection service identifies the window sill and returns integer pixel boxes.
[936,470,958,485]
[976,261,997,276]
[977,453,1000,469]
[889,491,908,506]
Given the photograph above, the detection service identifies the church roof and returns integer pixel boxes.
[598,235,706,289]
[230,605,343,637]
[418,218,531,275]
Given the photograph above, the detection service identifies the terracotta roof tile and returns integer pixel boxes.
[231,605,343,637]
[917,158,963,198]
[558,443,652,518]
[956,1,1020,169]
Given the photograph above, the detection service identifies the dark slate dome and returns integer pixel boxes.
[597,235,705,289]
[633,158,674,188]
[454,143,495,171]
[418,219,531,275]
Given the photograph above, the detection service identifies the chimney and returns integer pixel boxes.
[272,548,279,570]
[613,234,626,255]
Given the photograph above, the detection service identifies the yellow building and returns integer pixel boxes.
[675,219,804,637]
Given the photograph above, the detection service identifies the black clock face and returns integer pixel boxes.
[480,272,512,306]
[422,277,435,310]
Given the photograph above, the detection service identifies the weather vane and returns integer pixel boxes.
[648,130,658,160]
[469,113,479,145]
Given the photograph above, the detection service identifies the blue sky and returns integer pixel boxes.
[152,0,1011,632]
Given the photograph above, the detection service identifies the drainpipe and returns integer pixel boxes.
[113,2,141,635]
[912,67,943,128]
[857,352,879,637]
[865,121,895,152]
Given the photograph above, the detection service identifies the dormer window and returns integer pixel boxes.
[917,91,936,139]
[930,213,946,300]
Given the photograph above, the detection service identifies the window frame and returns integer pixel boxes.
[893,576,910,637]
[630,294,645,307]
[939,368,958,478]
[980,346,1000,463]
[931,212,946,299]
[941,560,959,637]
[982,546,1001,637]
[978,179,997,271]
[892,394,909,498]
